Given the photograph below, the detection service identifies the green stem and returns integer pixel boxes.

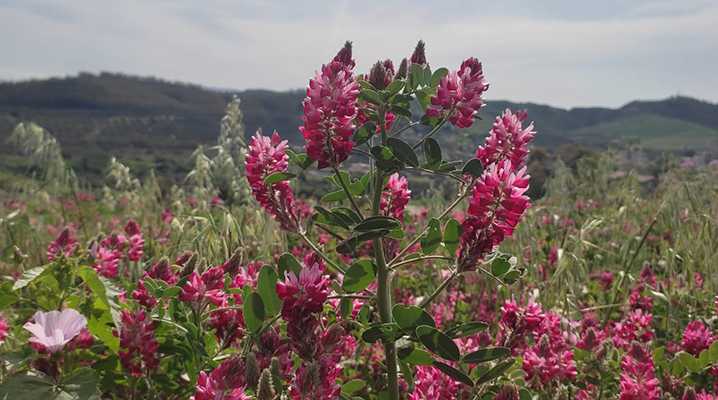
[411,115,449,150]
[388,255,453,271]
[298,230,346,274]
[420,269,458,309]
[373,105,399,400]
[388,186,472,266]
[332,165,364,219]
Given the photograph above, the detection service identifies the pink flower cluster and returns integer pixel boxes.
[425,57,489,128]
[408,365,460,400]
[681,320,714,356]
[91,220,145,278]
[118,309,159,377]
[246,131,298,231]
[611,309,654,350]
[498,300,576,387]
[458,161,531,270]
[456,109,534,270]
[180,266,226,307]
[381,173,411,220]
[619,344,661,400]
[476,109,536,168]
[300,42,359,169]
[192,357,249,400]
[47,227,78,261]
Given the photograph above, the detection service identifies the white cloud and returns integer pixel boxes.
[0,0,716,107]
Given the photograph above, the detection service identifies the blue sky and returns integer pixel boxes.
[1,0,716,107]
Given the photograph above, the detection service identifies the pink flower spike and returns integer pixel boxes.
[246,131,299,231]
[47,227,78,261]
[23,309,87,353]
[381,173,411,220]
[476,109,536,168]
[300,43,359,169]
[425,57,489,129]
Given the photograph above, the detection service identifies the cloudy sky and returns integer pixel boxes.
[1,0,716,108]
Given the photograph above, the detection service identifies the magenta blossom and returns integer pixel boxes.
[179,266,226,306]
[681,320,714,356]
[619,344,660,400]
[476,109,536,168]
[124,220,144,262]
[246,131,298,231]
[300,43,359,169]
[118,309,159,377]
[47,227,78,261]
[192,357,249,400]
[458,161,530,270]
[425,57,489,128]
[23,309,87,353]
[381,173,411,220]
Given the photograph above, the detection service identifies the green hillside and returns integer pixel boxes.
[1,73,717,184]
[572,113,718,151]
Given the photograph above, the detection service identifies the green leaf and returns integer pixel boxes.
[433,361,473,386]
[461,159,484,178]
[416,325,460,361]
[0,282,19,309]
[287,150,314,169]
[343,260,376,293]
[61,367,98,400]
[263,172,295,185]
[386,80,405,95]
[341,379,366,395]
[393,304,435,331]
[277,253,302,277]
[398,345,434,365]
[339,298,352,319]
[475,359,515,385]
[321,190,347,203]
[13,265,49,290]
[676,351,703,373]
[422,138,442,167]
[371,146,403,172]
[387,138,419,167]
[360,88,384,105]
[315,206,351,229]
[0,373,55,400]
[445,322,488,338]
[443,219,461,254]
[87,312,119,353]
[257,266,282,316]
[353,123,376,146]
[332,207,362,225]
[491,256,512,278]
[76,266,112,311]
[502,270,521,285]
[354,216,401,232]
[430,68,449,87]
[463,347,511,364]
[243,289,266,334]
[362,323,400,343]
[337,230,390,255]
[421,218,442,254]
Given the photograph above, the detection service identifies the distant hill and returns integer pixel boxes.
[1,72,717,183]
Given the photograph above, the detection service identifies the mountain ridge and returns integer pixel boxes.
[1,73,716,183]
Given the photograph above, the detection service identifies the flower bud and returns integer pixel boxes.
[245,352,260,388]
[369,61,389,90]
[410,40,427,66]
[495,385,519,400]
[396,58,408,80]
[257,369,276,400]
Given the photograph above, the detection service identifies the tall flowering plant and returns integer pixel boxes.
[243,40,535,399]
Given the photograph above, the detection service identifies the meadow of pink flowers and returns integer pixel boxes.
[0,41,717,400]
